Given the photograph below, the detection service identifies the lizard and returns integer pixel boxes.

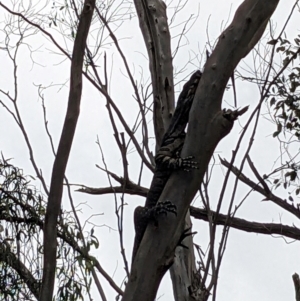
[132,70,202,262]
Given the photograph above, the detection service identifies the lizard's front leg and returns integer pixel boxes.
[132,202,177,262]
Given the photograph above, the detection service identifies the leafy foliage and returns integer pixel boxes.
[0,157,98,300]
[265,34,300,197]
[270,35,300,139]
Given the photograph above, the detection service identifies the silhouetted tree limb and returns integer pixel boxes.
[0,213,124,297]
[0,241,40,299]
[293,273,300,301]
[190,207,300,241]
[40,2,96,300]
[79,181,300,242]
[78,185,148,197]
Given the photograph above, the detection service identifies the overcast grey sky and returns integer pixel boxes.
[1,0,300,300]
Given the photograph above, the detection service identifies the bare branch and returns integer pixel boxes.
[190,207,300,241]
[40,2,96,300]
[77,184,148,197]
[0,2,155,173]
[220,157,300,219]
[246,155,271,194]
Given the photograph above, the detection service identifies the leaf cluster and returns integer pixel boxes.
[269,35,300,138]
[0,157,98,300]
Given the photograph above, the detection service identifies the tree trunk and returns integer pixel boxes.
[122,1,279,300]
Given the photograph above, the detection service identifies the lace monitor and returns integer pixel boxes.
[132,70,202,262]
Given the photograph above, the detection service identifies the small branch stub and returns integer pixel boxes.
[293,273,300,301]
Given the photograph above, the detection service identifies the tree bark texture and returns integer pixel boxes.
[39,1,95,300]
[133,1,198,298]
[134,0,174,149]
[122,1,279,301]
[169,212,204,301]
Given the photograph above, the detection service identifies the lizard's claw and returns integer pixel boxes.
[153,201,177,217]
[180,156,198,171]
[149,201,177,227]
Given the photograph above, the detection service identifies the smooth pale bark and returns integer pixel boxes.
[170,212,204,301]
[122,1,279,301]
[133,1,197,299]
[134,0,174,148]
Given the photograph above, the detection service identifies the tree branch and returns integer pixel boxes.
[134,0,175,148]
[0,213,124,297]
[293,273,300,301]
[40,2,95,300]
[77,185,148,197]
[0,241,40,299]
[190,207,300,241]
[78,177,300,242]
[220,157,300,219]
